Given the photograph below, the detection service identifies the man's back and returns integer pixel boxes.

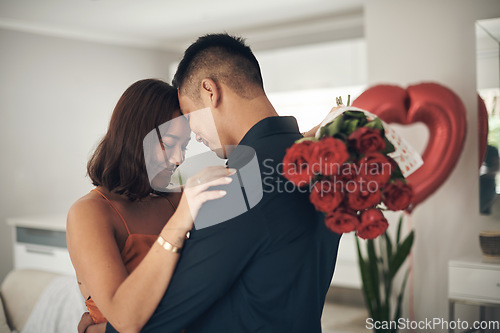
[190,116,342,332]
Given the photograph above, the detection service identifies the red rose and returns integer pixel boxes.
[310,180,344,213]
[325,207,360,234]
[337,162,358,183]
[356,209,389,240]
[383,180,413,211]
[357,152,393,185]
[310,137,349,176]
[283,140,314,186]
[348,127,386,154]
[346,181,382,210]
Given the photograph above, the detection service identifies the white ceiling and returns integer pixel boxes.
[0,0,365,52]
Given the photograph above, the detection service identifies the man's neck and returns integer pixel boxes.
[231,94,278,146]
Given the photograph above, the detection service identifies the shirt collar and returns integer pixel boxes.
[237,116,300,149]
[226,116,300,167]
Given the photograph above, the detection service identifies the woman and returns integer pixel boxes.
[67,79,232,333]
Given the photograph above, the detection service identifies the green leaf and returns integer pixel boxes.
[358,116,368,128]
[382,138,396,155]
[320,116,345,138]
[313,174,324,182]
[383,232,393,299]
[396,215,403,245]
[381,234,392,322]
[384,231,393,261]
[356,238,376,319]
[318,126,328,138]
[344,118,359,135]
[389,158,404,181]
[392,269,410,330]
[365,118,385,131]
[335,133,348,142]
[295,137,317,144]
[379,303,389,326]
[389,230,414,279]
[343,110,366,119]
[367,239,382,318]
[344,111,368,128]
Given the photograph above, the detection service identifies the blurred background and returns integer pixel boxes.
[1,0,500,331]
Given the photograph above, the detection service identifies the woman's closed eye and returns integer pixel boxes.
[162,141,189,152]
[161,140,175,149]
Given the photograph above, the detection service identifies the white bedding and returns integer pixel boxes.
[21,275,86,333]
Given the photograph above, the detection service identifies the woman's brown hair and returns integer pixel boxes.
[87,79,180,201]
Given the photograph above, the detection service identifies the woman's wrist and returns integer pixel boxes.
[160,212,192,248]
[303,125,320,137]
[156,235,182,253]
[159,228,189,248]
[170,203,193,231]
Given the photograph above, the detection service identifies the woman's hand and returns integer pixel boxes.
[173,166,235,231]
[78,312,93,333]
[78,313,106,333]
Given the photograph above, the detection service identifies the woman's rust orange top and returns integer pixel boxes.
[85,188,175,324]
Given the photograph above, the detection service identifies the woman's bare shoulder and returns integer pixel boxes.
[67,192,114,233]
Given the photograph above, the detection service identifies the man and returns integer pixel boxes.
[103,33,341,332]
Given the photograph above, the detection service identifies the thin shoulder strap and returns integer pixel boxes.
[91,188,131,235]
[165,196,177,210]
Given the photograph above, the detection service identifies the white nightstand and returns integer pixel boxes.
[448,257,500,333]
[7,215,74,276]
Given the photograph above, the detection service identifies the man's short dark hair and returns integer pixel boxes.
[172,33,264,102]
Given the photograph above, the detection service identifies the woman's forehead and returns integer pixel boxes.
[162,115,191,138]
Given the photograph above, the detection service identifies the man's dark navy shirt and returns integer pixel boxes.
[106,116,342,333]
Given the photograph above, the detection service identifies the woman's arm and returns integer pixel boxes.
[68,198,188,333]
[68,167,233,333]
[302,125,320,138]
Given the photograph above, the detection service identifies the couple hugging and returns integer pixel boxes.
[67,33,342,333]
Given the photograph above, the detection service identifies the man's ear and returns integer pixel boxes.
[200,78,221,108]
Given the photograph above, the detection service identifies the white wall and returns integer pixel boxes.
[477,27,499,91]
[0,29,180,282]
[365,0,500,326]
[256,38,367,93]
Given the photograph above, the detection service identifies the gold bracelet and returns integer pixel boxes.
[157,236,182,253]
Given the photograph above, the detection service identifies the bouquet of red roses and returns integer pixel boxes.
[282,106,414,240]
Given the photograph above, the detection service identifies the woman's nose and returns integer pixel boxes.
[169,146,184,166]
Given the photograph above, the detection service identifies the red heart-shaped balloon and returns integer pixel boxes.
[352,82,467,209]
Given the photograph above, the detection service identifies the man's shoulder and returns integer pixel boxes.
[254,131,301,157]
